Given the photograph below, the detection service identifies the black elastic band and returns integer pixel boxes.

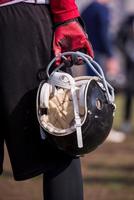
[53,18,79,29]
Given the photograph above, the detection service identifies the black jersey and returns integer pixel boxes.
[0,3,73,181]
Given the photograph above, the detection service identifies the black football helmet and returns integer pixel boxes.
[36,51,115,156]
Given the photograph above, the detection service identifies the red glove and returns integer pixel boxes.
[53,20,94,64]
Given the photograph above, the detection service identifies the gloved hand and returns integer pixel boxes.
[53,20,94,65]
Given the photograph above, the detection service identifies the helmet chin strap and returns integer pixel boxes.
[49,71,83,148]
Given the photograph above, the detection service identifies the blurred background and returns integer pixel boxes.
[0,0,134,199]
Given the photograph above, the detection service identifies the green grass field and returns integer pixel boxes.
[0,93,134,200]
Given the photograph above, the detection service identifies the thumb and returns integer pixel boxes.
[53,37,62,65]
[54,48,62,66]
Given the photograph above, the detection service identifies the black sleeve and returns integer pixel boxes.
[116,24,127,54]
[97,8,113,57]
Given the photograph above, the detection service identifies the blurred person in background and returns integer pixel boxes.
[81,0,126,143]
[116,14,134,134]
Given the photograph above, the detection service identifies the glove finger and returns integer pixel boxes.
[53,45,62,66]
[84,39,94,58]
[55,57,61,66]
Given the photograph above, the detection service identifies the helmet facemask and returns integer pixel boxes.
[36,51,115,156]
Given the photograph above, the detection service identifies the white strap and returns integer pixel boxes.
[40,83,52,108]
[71,84,83,148]
[50,71,83,148]
[0,0,49,7]
[24,0,49,4]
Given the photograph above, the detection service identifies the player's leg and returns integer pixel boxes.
[43,158,83,200]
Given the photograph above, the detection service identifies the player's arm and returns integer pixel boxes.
[50,0,94,64]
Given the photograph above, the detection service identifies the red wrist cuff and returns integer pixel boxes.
[50,0,80,23]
